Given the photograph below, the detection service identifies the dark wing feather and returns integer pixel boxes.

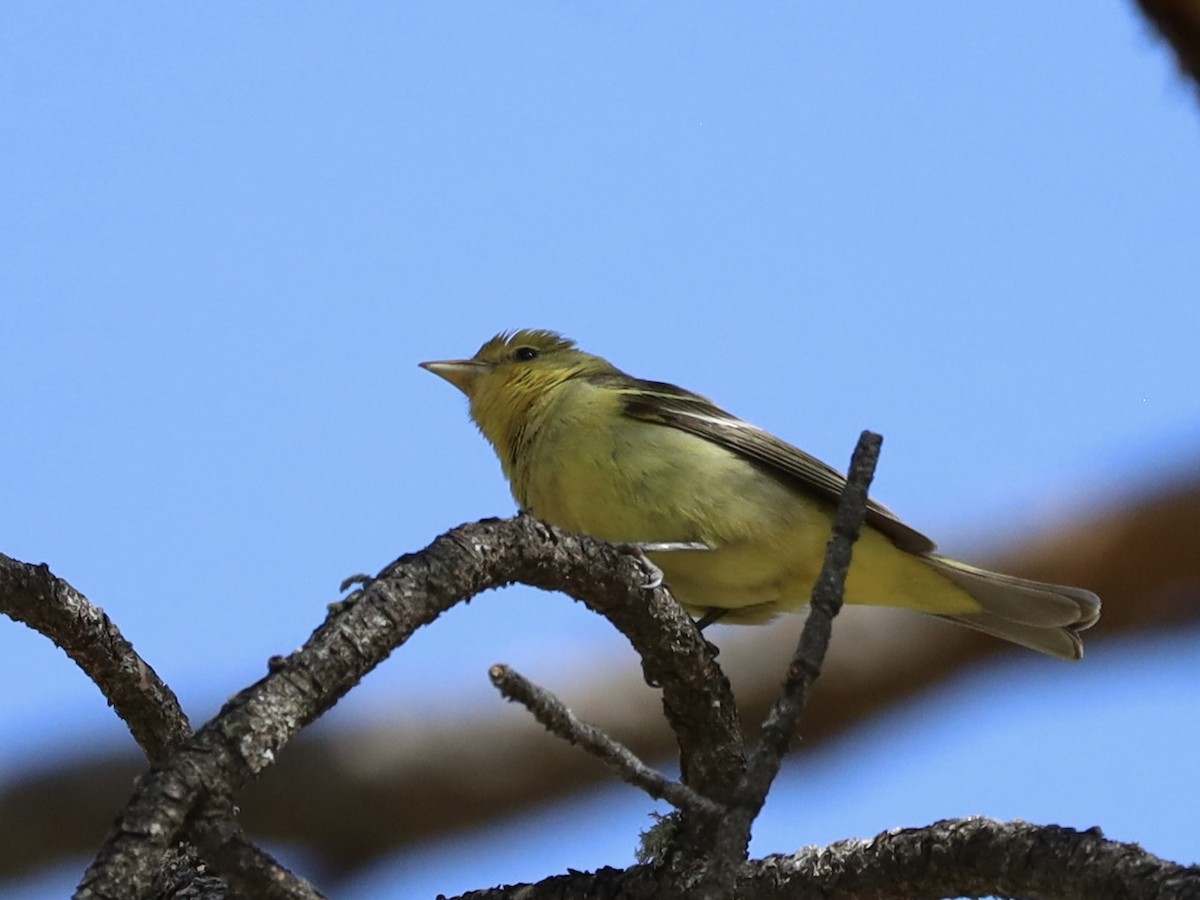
[610,376,936,554]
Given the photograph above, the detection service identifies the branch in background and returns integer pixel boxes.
[1137,0,1200,94]
[4,475,1199,887]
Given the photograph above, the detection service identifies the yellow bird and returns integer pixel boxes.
[421,329,1100,659]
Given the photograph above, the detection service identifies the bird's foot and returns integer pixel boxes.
[619,541,711,590]
[640,556,666,590]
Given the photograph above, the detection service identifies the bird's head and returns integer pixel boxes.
[421,329,616,464]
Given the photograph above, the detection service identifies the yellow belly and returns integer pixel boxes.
[647,522,981,624]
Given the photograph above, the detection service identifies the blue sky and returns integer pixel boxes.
[2,2,1198,897]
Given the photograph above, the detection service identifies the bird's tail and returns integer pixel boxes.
[922,554,1101,660]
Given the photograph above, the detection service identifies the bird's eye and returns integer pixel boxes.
[513,346,540,362]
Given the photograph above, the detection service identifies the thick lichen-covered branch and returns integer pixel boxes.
[448,817,1200,900]
[0,553,324,900]
[71,514,743,900]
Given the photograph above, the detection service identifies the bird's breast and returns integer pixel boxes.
[518,401,817,547]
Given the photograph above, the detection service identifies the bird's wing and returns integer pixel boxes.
[612,377,936,554]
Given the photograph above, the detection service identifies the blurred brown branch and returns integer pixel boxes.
[1137,0,1200,94]
[3,474,1197,887]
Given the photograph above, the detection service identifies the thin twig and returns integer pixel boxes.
[489,664,724,819]
[730,431,882,847]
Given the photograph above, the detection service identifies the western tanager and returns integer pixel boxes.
[421,329,1100,659]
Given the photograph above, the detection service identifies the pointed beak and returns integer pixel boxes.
[419,358,489,395]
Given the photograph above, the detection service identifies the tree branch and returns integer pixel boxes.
[738,432,880,815]
[689,431,880,891]
[446,817,1200,900]
[71,515,745,899]
[7,444,1195,897]
[0,553,324,900]
[0,552,190,762]
[9,473,1200,892]
[1136,0,1200,96]
[489,664,724,817]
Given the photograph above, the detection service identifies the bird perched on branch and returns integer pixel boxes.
[421,329,1100,659]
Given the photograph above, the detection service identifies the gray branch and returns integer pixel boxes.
[489,663,724,818]
[70,514,744,900]
[0,553,325,900]
[447,817,1200,900]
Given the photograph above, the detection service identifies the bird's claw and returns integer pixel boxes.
[619,540,711,590]
[640,556,666,590]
